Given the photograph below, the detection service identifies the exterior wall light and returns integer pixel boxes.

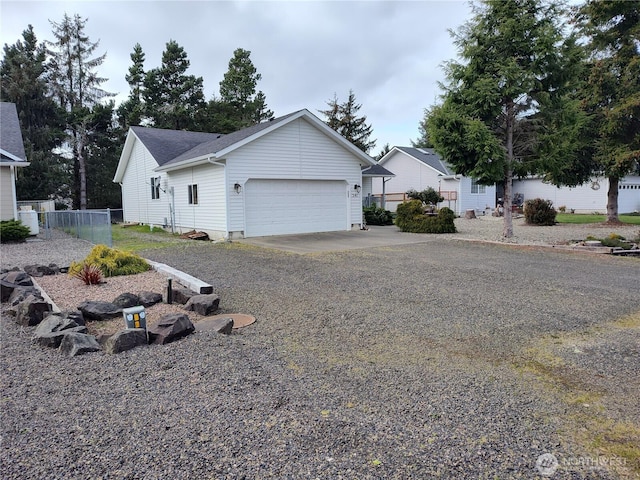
[234,182,242,194]
[354,184,361,193]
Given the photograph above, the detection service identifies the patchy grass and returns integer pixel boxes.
[111,224,187,252]
[556,213,640,225]
[514,311,640,478]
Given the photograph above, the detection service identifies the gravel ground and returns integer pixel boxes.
[1,222,639,479]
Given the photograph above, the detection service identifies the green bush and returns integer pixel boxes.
[406,187,444,206]
[69,244,150,277]
[0,220,31,243]
[396,200,457,233]
[363,205,393,225]
[524,198,557,226]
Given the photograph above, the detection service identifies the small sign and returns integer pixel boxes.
[123,306,146,330]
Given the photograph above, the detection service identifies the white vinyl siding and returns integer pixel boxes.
[0,166,16,221]
[119,138,168,225]
[169,163,226,233]
[471,179,486,194]
[457,177,495,215]
[225,117,364,233]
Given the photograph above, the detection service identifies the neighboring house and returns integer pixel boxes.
[114,109,376,239]
[512,175,640,214]
[0,102,29,221]
[361,163,395,208]
[372,147,496,215]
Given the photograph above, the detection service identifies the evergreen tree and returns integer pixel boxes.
[426,0,582,238]
[320,90,376,153]
[571,1,640,223]
[47,13,112,209]
[1,25,68,201]
[117,43,146,129]
[143,40,205,130]
[412,109,434,148]
[375,143,391,161]
[216,48,273,132]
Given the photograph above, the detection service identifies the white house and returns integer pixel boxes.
[0,102,29,221]
[372,147,496,215]
[113,109,376,239]
[512,175,640,214]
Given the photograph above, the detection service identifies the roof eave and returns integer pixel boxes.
[154,155,218,173]
[0,148,27,163]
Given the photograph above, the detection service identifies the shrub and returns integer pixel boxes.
[69,244,150,278]
[524,198,557,226]
[72,263,104,285]
[406,187,444,206]
[0,220,31,243]
[396,201,457,233]
[363,205,393,225]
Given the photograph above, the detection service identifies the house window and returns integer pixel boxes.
[471,179,486,194]
[150,177,161,200]
[188,184,198,205]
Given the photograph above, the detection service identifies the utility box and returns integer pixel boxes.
[123,306,146,330]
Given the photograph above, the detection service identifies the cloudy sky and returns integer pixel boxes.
[1,0,473,154]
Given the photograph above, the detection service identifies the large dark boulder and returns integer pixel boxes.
[112,293,140,308]
[0,271,33,302]
[148,313,194,345]
[15,295,52,326]
[138,291,163,307]
[8,286,42,306]
[33,326,88,348]
[167,286,196,305]
[59,332,101,357]
[104,329,148,354]
[23,264,58,277]
[184,294,220,316]
[34,314,82,335]
[197,317,233,334]
[78,301,122,321]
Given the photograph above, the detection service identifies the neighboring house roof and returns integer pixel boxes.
[0,102,28,165]
[114,109,375,182]
[381,147,454,176]
[362,164,395,177]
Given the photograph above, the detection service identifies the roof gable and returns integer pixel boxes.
[381,147,453,176]
[130,126,222,166]
[0,102,27,163]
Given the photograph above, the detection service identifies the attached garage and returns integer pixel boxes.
[244,179,348,237]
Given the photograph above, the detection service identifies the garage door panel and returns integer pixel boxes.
[245,180,347,237]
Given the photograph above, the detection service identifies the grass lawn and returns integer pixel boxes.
[111,224,185,252]
[556,213,640,225]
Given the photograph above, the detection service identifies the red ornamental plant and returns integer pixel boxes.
[72,263,104,285]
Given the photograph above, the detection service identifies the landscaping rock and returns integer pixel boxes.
[8,286,42,306]
[184,294,220,316]
[15,295,52,326]
[34,314,82,336]
[197,317,233,334]
[59,332,101,357]
[78,301,122,321]
[0,271,33,302]
[62,309,86,326]
[33,326,88,348]
[147,313,194,345]
[23,264,58,277]
[112,293,140,308]
[138,291,163,307]
[104,329,148,354]
[167,286,196,305]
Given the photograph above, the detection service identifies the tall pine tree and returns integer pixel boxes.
[143,40,205,130]
[320,90,376,153]
[1,25,68,201]
[117,43,146,129]
[426,0,582,237]
[47,13,112,209]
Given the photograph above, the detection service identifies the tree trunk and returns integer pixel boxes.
[76,125,88,210]
[606,176,620,224]
[503,101,514,238]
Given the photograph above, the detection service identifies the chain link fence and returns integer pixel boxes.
[43,209,122,247]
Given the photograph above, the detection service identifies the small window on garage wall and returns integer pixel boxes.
[188,184,198,205]
[471,179,486,194]
[150,177,161,200]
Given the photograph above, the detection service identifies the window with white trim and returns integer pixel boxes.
[150,177,161,200]
[188,184,198,205]
[471,179,486,194]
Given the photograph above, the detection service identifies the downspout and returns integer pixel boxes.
[11,165,18,220]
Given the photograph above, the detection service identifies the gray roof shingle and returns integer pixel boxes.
[395,147,453,175]
[0,102,27,163]
[362,164,395,177]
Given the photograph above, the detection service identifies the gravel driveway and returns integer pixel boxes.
[1,221,638,479]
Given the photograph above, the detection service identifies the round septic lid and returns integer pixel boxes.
[203,313,256,329]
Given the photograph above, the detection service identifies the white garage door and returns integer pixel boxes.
[244,179,348,237]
